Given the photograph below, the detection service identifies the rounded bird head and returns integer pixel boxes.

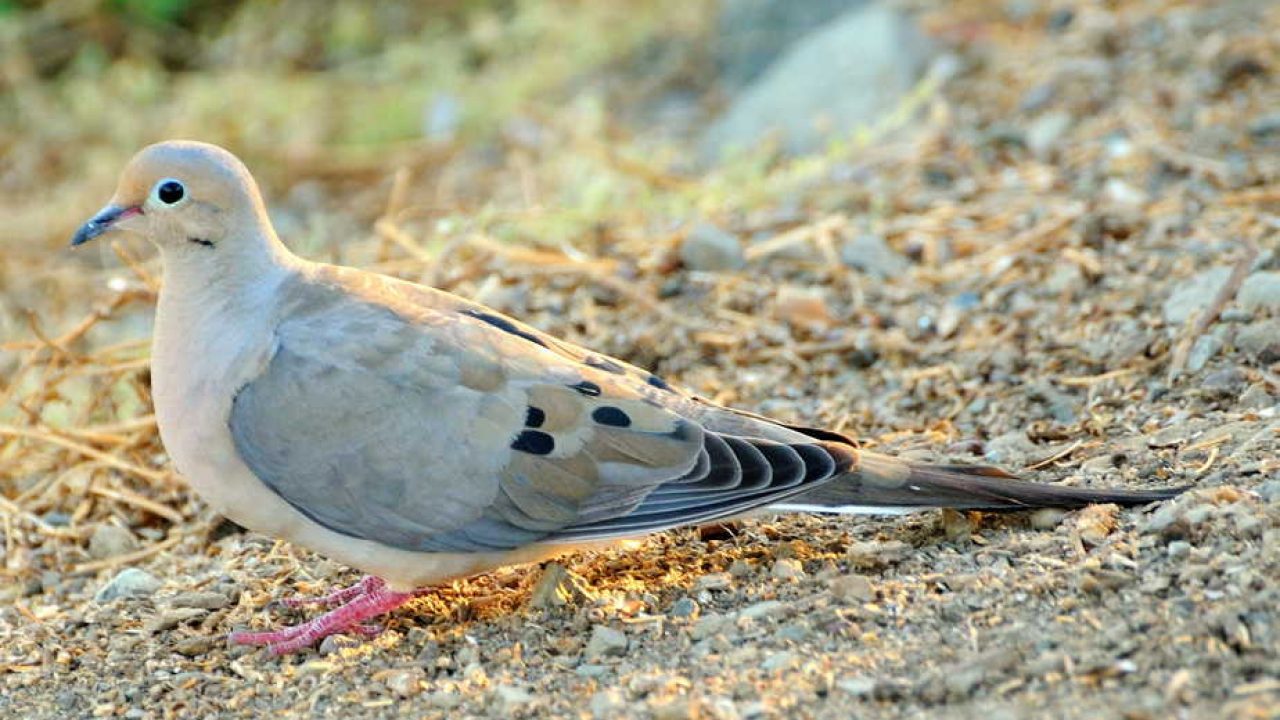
[72,140,273,252]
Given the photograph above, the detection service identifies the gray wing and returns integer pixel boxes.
[229,268,855,552]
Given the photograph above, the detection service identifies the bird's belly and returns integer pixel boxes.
[151,338,572,590]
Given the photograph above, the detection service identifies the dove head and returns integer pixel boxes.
[72,141,284,262]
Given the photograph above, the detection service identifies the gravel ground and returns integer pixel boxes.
[1,1,1278,718]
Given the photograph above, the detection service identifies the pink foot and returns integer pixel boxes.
[277,575,383,609]
[229,576,415,655]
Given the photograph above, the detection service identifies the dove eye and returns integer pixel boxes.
[153,179,186,205]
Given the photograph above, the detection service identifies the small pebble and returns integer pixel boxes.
[1030,508,1068,530]
[681,222,745,272]
[494,684,533,709]
[691,613,731,640]
[1239,271,1280,313]
[738,600,789,622]
[840,234,909,278]
[669,597,700,619]
[1026,111,1073,158]
[846,540,912,569]
[384,668,425,697]
[167,591,231,610]
[575,664,609,678]
[828,574,875,602]
[172,637,214,657]
[1235,320,1280,363]
[694,572,733,591]
[88,525,139,560]
[584,625,628,660]
[1074,504,1118,546]
[145,607,207,634]
[1186,335,1223,373]
[95,568,162,602]
[761,651,797,672]
[649,698,696,720]
[770,558,805,580]
[774,286,832,328]
[590,689,627,718]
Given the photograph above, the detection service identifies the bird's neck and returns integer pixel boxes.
[155,228,298,341]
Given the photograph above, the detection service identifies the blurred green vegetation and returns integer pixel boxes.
[1,1,734,266]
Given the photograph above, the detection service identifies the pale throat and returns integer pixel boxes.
[151,227,296,382]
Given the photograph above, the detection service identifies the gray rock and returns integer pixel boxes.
[1239,382,1274,409]
[702,2,933,157]
[1250,112,1280,140]
[846,540,912,569]
[761,651,797,671]
[984,431,1037,465]
[1236,320,1280,363]
[670,597,700,618]
[714,0,868,89]
[828,573,875,602]
[770,558,805,580]
[1162,267,1232,324]
[1239,271,1280,313]
[1201,367,1245,392]
[691,612,732,640]
[494,684,533,709]
[384,668,425,697]
[167,590,231,610]
[1030,508,1067,530]
[1026,111,1073,158]
[1143,504,1188,538]
[584,625,628,660]
[88,525,139,560]
[590,689,627,719]
[681,223,745,272]
[1167,541,1193,560]
[575,664,610,678]
[1186,334,1223,372]
[840,234,909,278]
[1258,480,1280,503]
[145,607,207,634]
[739,600,790,621]
[837,675,877,697]
[945,664,986,697]
[95,568,162,602]
[423,93,461,143]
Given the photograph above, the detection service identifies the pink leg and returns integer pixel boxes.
[229,576,416,655]
[278,575,382,609]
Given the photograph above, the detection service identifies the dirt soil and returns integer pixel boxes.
[1,1,1278,719]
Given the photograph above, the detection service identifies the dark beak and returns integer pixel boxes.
[71,205,141,247]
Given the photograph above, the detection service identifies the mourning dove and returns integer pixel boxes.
[72,141,1182,654]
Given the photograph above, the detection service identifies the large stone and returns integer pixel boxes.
[681,222,746,272]
[1239,271,1280,313]
[95,568,162,602]
[1162,267,1232,324]
[584,625,628,660]
[702,2,934,158]
[88,524,138,559]
[840,233,909,278]
[714,0,868,89]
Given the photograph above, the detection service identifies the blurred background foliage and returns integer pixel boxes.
[2,0,736,328]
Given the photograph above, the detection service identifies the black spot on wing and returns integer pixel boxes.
[591,406,631,427]
[584,355,626,374]
[570,380,602,397]
[511,430,555,455]
[525,406,546,428]
[463,309,549,349]
[646,373,672,391]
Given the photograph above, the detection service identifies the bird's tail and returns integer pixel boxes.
[774,450,1184,515]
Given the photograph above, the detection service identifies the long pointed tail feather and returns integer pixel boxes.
[777,450,1185,514]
